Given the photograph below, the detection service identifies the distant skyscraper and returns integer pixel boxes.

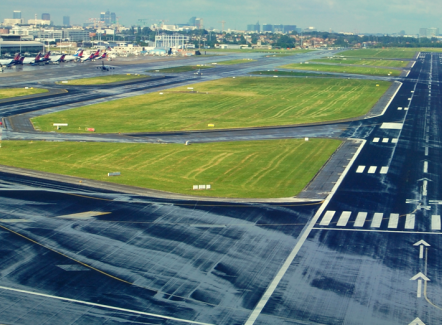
[63,16,70,26]
[273,24,284,32]
[188,17,196,26]
[13,11,21,19]
[100,10,111,25]
[111,12,116,24]
[247,21,260,32]
[42,13,50,20]
[427,27,439,37]
[262,24,273,32]
[419,28,427,38]
[195,18,203,29]
[283,25,297,33]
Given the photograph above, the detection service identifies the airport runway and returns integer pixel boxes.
[1,50,439,324]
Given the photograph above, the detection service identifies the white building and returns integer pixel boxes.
[3,19,23,26]
[28,19,51,26]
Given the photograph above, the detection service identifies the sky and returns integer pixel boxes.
[1,0,441,34]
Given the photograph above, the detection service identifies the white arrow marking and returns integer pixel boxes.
[414,240,430,259]
[413,240,431,247]
[410,273,430,298]
[410,272,430,281]
[406,199,419,204]
[418,178,433,182]
[408,317,426,325]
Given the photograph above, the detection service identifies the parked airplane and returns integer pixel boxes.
[63,49,84,62]
[21,52,42,65]
[94,52,107,60]
[35,51,51,64]
[49,54,66,64]
[0,53,21,67]
[80,50,100,62]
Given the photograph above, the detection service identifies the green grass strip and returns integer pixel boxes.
[57,74,147,85]
[311,58,409,67]
[32,77,391,133]
[280,63,401,76]
[150,66,212,73]
[0,139,341,198]
[0,88,48,99]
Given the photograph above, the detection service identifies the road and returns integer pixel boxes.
[0,50,438,324]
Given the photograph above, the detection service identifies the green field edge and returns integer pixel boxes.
[56,74,148,85]
[0,139,342,199]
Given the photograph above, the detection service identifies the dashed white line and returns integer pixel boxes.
[319,211,336,226]
[432,215,441,231]
[368,166,377,174]
[391,138,399,143]
[354,212,367,227]
[373,138,380,143]
[424,161,428,173]
[388,213,399,228]
[371,213,383,228]
[382,138,389,143]
[405,214,415,229]
[380,167,389,174]
[337,211,351,227]
[356,166,366,173]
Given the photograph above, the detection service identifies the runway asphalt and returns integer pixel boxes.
[1,49,438,324]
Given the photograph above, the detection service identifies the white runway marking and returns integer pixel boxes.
[356,166,366,173]
[398,107,403,110]
[382,138,389,143]
[372,138,380,143]
[424,161,428,173]
[0,286,213,325]
[368,166,377,174]
[380,167,389,174]
[244,140,368,325]
[0,219,34,223]
[354,212,367,227]
[388,213,399,229]
[392,138,398,143]
[56,211,110,220]
[371,213,383,228]
[380,123,403,130]
[425,147,429,156]
[313,228,442,235]
[337,211,351,227]
[423,181,428,196]
[432,215,441,231]
[405,214,415,229]
[319,211,336,226]
[404,107,409,111]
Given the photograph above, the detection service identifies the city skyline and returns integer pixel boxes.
[0,0,441,34]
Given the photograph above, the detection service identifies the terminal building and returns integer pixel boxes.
[0,40,44,57]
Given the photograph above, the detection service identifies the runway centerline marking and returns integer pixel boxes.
[380,122,403,130]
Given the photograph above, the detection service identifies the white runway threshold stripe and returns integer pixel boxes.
[319,211,336,226]
[380,123,403,130]
[243,140,367,325]
[432,215,441,231]
[356,166,366,173]
[337,211,351,226]
[0,286,214,325]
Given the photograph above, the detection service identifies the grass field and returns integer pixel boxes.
[214,59,256,65]
[58,74,147,85]
[311,58,409,67]
[280,63,401,76]
[0,88,48,99]
[32,77,391,133]
[150,65,212,73]
[204,49,312,54]
[338,49,418,59]
[250,71,334,76]
[0,139,341,198]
